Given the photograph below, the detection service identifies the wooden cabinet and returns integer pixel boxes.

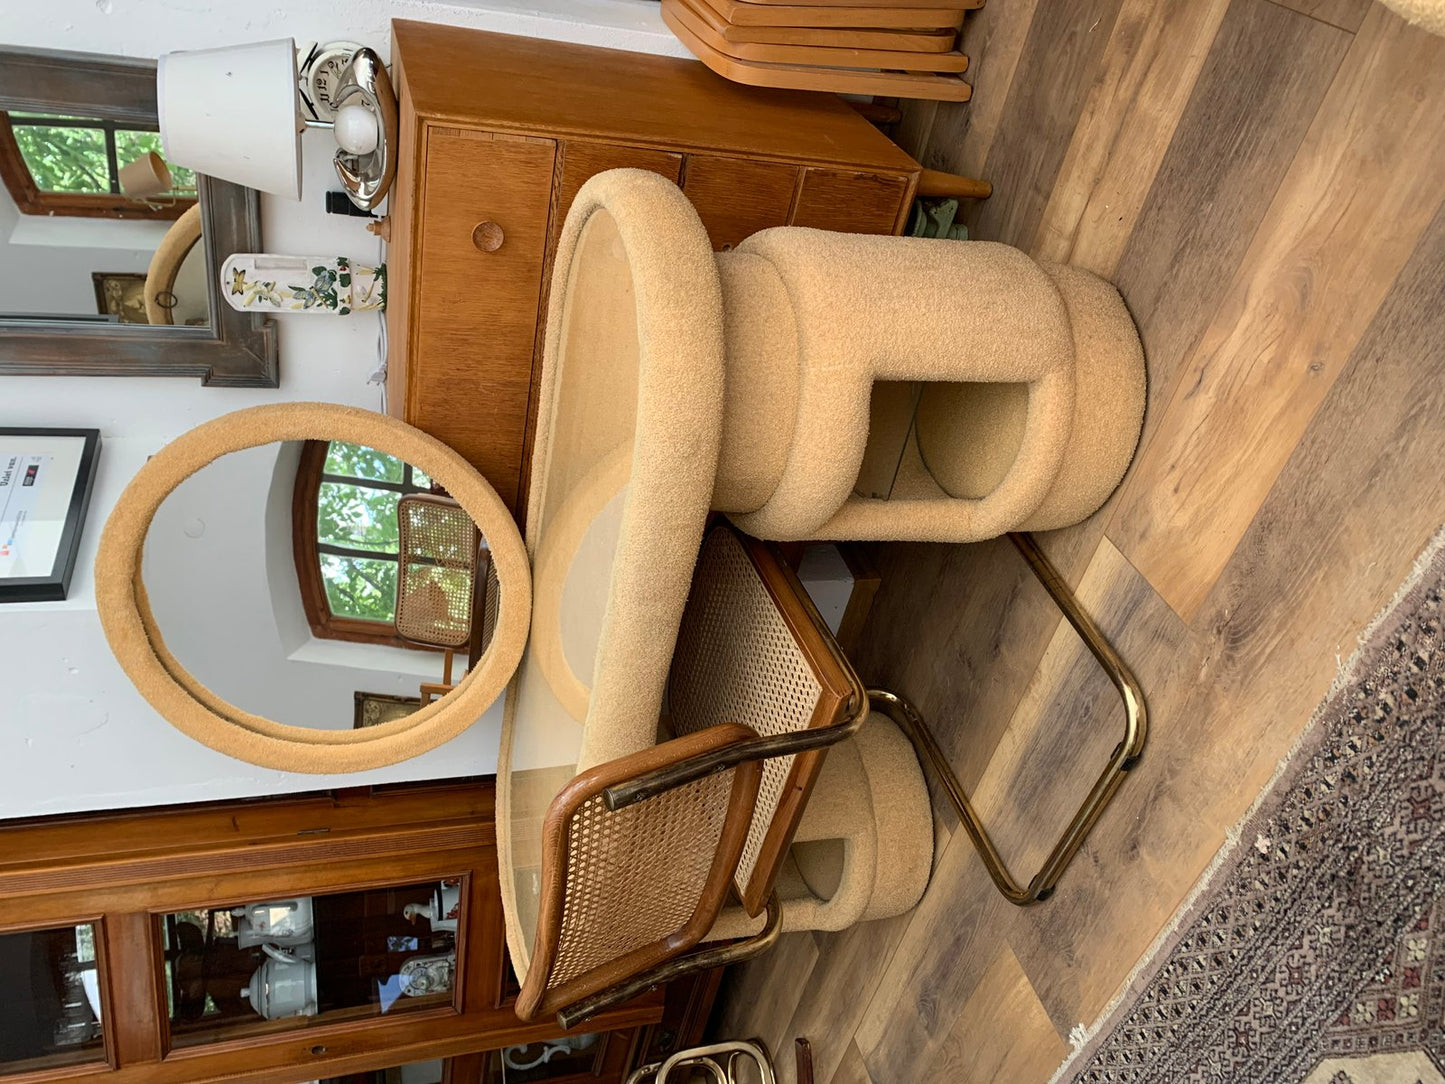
[0,783,678,1084]
[385,20,923,524]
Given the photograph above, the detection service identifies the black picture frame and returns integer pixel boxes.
[0,428,102,603]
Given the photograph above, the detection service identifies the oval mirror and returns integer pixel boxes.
[96,404,530,771]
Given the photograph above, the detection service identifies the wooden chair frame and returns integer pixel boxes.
[518,724,764,1022]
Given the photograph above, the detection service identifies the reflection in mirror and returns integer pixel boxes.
[0,109,210,327]
[0,923,106,1074]
[142,441,500,729]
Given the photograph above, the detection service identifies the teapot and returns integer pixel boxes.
[241,944,318,1020]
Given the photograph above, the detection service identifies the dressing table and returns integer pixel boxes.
[383,20,930,519]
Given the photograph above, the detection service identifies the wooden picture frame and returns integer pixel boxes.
[0,47,278,387]
[91,272,148,324]
[0,427,101,603]
[354,691,423,728]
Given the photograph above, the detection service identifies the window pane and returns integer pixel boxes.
[321,554,397,623]
[116,129,196,193]
[489,1035,602,1083]
[324,441,404,484]
[318,481,401,554]
[12,123,111,193]
[0,924,107,1073]
[411,466,432,490]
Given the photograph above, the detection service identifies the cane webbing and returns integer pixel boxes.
[549,768,738,989]
[669,529,823,894]
[396,495,478,649]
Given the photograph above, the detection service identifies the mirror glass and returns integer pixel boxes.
[1,63,212,328]
[142,441,501,730]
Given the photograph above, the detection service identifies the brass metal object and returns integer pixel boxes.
[868,531,1147,905]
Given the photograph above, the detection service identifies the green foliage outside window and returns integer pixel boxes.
[316,442,426,624]
[13,122,108,192]
[9,113,196,196]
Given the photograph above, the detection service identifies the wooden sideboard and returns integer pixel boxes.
[0,781,713,1084]
[384,19,924,521]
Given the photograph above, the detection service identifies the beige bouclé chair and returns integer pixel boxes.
[711,223,1146,541]
[499,169,1149,1029]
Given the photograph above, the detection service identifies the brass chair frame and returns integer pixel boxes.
[607,532,1148,908]
[547,529,1148,1028]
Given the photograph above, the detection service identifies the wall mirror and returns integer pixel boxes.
[0,47,277,386]
[96,404,530,773]
[142,439,501,730]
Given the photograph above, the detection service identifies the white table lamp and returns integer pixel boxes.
[157,39,396,210]
[158,38,304,199]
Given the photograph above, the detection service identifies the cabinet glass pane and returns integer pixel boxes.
[163,879,463,1047]
[0,924,106,1075]
[487,1035,602,1082]
[319,1058,444,1083]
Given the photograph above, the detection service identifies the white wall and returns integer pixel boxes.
[0,0,687,820]
[0,183,164,317]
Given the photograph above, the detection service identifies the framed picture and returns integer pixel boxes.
[91,272,149,324]
[0,428,102,603]
[354,691,422,729]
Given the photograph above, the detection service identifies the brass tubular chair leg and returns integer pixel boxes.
[868,532,1148,905]
[557,893,783,1031]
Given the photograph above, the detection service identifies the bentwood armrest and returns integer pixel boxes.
[603,700,866,812]
[517,724,764,1022]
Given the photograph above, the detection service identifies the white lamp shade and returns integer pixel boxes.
[158,38,303,199]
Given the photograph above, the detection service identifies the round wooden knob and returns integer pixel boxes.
[472,221,504,253]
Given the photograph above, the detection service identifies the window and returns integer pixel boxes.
[0,111,196,220]
[292,440,435,647]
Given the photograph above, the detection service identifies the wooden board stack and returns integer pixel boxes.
[661,0,980,102]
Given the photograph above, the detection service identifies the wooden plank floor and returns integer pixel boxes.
[709,4,1445,1082]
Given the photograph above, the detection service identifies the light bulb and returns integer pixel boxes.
[333,102,379,156]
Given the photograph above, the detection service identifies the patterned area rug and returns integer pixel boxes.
[1058,534,1445,1084]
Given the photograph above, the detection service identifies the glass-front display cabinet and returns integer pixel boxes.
[0,782,672,1084]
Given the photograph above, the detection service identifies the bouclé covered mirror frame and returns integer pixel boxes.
[95,403,531,772]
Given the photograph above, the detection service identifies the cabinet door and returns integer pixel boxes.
[0,922,112,1077]
[157,879,470,1051]
[791,168,911,235]
[550,143,683,254]
[681,156,800,250]
[514,141,685,521]
[483,1029,635,1084]
[410,129,557,512]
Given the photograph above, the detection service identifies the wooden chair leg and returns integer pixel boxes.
[917,167,992,201]
[442,649,454,686]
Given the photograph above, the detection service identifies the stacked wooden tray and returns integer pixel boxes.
[661,0,978,102]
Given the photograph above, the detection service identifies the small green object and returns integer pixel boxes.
[906,198,969,241]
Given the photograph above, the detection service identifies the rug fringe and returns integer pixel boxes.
[1047,522,1445,1084]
